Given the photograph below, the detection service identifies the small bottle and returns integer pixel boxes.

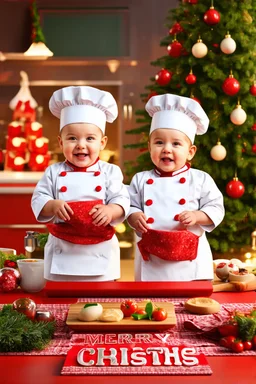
[24,231,38,254]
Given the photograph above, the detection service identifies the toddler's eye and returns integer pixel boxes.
[87,136,95,141]
[68,136,77,141]
[155,140,163,145]
[173,141,181,146]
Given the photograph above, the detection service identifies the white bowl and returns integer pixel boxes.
[228,270,255,283]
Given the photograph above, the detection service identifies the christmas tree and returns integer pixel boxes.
[125,0,256,254]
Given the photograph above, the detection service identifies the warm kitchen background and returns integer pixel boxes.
[0,0,178,255]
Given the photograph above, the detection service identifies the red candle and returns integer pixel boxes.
[13,156,25,171]
[6,136,27,152]
[28,137,49,154]
[29,152,50,171]
[25,122,43,138]
[7,122,22,138]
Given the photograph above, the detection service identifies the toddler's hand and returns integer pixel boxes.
[128,212,149,233]
[178,211,197,226]
[89,204,113,226]
[53,200,74,221]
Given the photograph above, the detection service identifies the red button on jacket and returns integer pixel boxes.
[179,198,186,205]
[147,217,154,224]
[147,179,154,184]
[60,171,67,177]
[94,171,101,176]
[146,199,153,206]
[95,186,102,192]
[60,186,67,192]
[174,214,180,221]
[179,177,186,183]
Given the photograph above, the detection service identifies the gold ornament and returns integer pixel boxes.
[242,10,253,24]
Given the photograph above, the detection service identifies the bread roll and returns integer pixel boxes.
[184,297,220,315]
[99,308,124,322]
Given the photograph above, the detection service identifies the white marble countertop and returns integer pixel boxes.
[0,171,43,184]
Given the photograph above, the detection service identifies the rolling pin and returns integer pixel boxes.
[213,279,256,292]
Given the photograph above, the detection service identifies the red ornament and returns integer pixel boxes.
[169,22,184,35]
[0,268,20,292]
[222,74,240,96]
[250,83,256,96]
[188,0,198,3]
[155,69,172,86]
[167,40,182,57]
[252,144,256,153]
[252,124,256,131]
[191,95,201,104]
[185,71,197,85]
[203,7,221,25]
[226,177,245,199]
[147,91,158,101]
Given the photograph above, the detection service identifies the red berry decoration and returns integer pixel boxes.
[155,69,172,86]
[222,73,240,96]
[167,39,182,57]
[250,83,256,96]
[252,124,256,131]
[147,91,158,101]
[188,0,198,3]
[204,6,221,25]
[0,268,20,292]
[226,177,245,199]
[191,95,201,104]
[252,144,256,153]
[169,22,184,35]
[185,70,197,85]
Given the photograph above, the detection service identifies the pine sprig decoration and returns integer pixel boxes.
[0,305,55,352]
[0,252,27,269]
[36,232,49,249]
[235,310,256,342]
[30,0,46,44]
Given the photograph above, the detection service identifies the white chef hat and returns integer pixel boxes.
[49,86,118,133]
[145,94,209,143]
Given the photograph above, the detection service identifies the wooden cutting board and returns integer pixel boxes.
[213,276,256,292]
[66,301,176,332]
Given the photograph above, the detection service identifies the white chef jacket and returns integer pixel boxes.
[31,160,130,281]
[128,164,225,282]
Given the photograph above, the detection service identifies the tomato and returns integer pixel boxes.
[219,336,236,349]
[152,308,167,321]
[218,323,239,337]
[134,309,147,315]
[12,298,37,320]
[252,336,256,349]
[230,340,244,353]
[243,341,252,350]
[120,299,138,317]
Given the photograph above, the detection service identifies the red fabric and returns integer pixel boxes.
[47,200,115,245]
[65,157,99,172]
[155,163,191,177]
[138,229,199,261]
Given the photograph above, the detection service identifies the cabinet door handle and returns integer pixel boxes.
[0,224,47,229]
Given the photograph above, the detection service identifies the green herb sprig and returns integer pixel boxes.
[234,309,256,342]
[0,305,55,352]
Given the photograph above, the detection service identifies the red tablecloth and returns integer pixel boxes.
[0,283,255,384]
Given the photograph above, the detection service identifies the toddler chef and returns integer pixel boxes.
[128,93,225,282]
[32,86,130,281]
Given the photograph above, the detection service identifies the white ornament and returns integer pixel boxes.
[220,33,236,54]
[9,71,38,110]
[230,104,247,125]
[192,39,208,58]
[210,141,227,161]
